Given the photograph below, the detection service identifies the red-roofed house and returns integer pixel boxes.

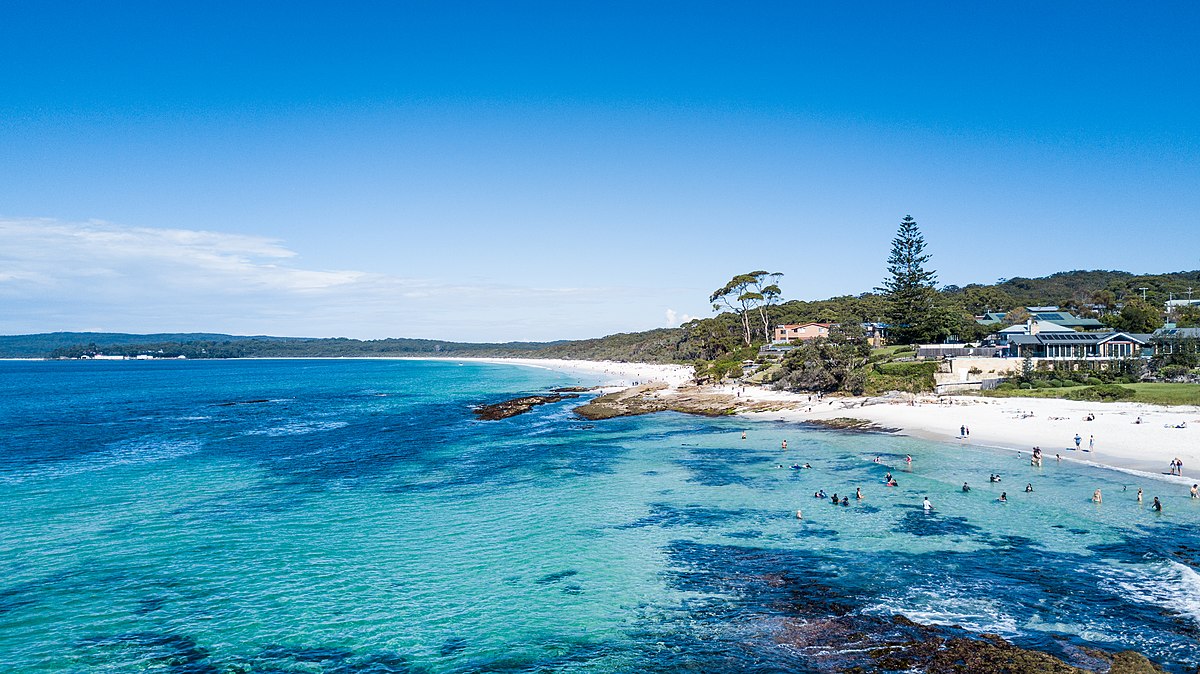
[773,323,835,342]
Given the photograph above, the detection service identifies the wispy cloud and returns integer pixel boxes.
[0,217,662,340]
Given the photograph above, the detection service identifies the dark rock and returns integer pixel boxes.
[472,394,580,420]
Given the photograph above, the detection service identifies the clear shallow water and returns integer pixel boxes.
[1,359,1198,673]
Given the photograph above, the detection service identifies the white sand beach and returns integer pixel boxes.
[480,358,1200,486]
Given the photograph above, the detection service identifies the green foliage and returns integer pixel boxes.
[1158,364,1191,381]
[1107,298,1163,334]
[877,215,945,344]
[709,271,785,346]
[775,325,873,394]
[1063,384,1137,401]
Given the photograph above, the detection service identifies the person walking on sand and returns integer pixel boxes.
[1075,434,1082,449]
[960,424,966,437]
[1088,435,1095,452]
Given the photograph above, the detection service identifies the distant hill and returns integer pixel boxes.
[5,269,1197,362]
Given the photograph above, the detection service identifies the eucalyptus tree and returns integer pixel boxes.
[710,271,784,347]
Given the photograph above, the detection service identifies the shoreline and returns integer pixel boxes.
[461,357,1200,485]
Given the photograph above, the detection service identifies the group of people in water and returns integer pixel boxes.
[769,431,1184,520]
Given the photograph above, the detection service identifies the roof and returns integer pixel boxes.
[777,322,834,329]
[997,320,1074,334]
[1153,327,1200,339]
[1010,331,1149,346]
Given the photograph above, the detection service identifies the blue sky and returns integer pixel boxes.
[2,1,1198,340]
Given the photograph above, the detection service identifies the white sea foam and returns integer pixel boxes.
[245,420,349,437]
[867,594,1021,638]
[1098,559,1200,627]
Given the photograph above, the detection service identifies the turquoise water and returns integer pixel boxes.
[1,359,1198,672]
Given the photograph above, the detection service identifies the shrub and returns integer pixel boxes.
[994,382,1017,391]
[1085,377,1104,386]
[1019,382,1034,390]
[1158,364,1190,381]
[1064,384,1136,402]
[875,361,938,376]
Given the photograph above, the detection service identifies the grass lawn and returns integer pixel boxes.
[978,383,1200,406]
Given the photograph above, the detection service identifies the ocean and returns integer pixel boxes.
[1,358,1198,672]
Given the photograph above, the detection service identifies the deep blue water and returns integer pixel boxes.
[1,359,1198,672]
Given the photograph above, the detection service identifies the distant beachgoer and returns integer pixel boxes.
[1137,488,1143,503]
[1136,416,1143,424]
[1170,459,1178,476]
[962,482,971,492]
[1086,413,1095,421]
[1056,454,1062,462]
[1093,489,1103,504]
[1152,497,1163,512]
[791,464,801,470]
[1075,434,1082,449]
[960,424,966,437]
[873,456,881,463]
[741,431,747,440]
[1025,483,1033,493]
[998,492,1007,503]
[796,509,803,519]
[885,472,892,482]
[966,427,970,437]
[887,478,898,487]
[905,454,912,464]
[841,496,849,506]
[782,439,788,450]
[855,487,863,500]
[1191,484,1198,499]
[1088,435,1095,452]
[923,497,933,511]
[803,463,812,469]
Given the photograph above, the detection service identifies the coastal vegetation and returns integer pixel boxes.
[983,382,1200,406]
[7,215,1200,396]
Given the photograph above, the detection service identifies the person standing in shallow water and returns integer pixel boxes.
[1152,496,1163,512]
[1137,488,1143,504]
[1093,489,1103,503]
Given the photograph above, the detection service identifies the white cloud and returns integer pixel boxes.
[0,217,671,340]
[665,309,695,326]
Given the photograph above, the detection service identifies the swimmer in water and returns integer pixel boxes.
[855,487,863,500]
[923,496,933,511]
[741,431,747,440]
[841,496,849,506]
[1025,483,1033,493]
[905,454,913,464]
[781,439,787,450]
[998,492,1008,503]
[1092,489,1102,504]
[1137,488,1143,503]
[796,509,803,519]
[962,482,970,493]
[1152,496,1162,512]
